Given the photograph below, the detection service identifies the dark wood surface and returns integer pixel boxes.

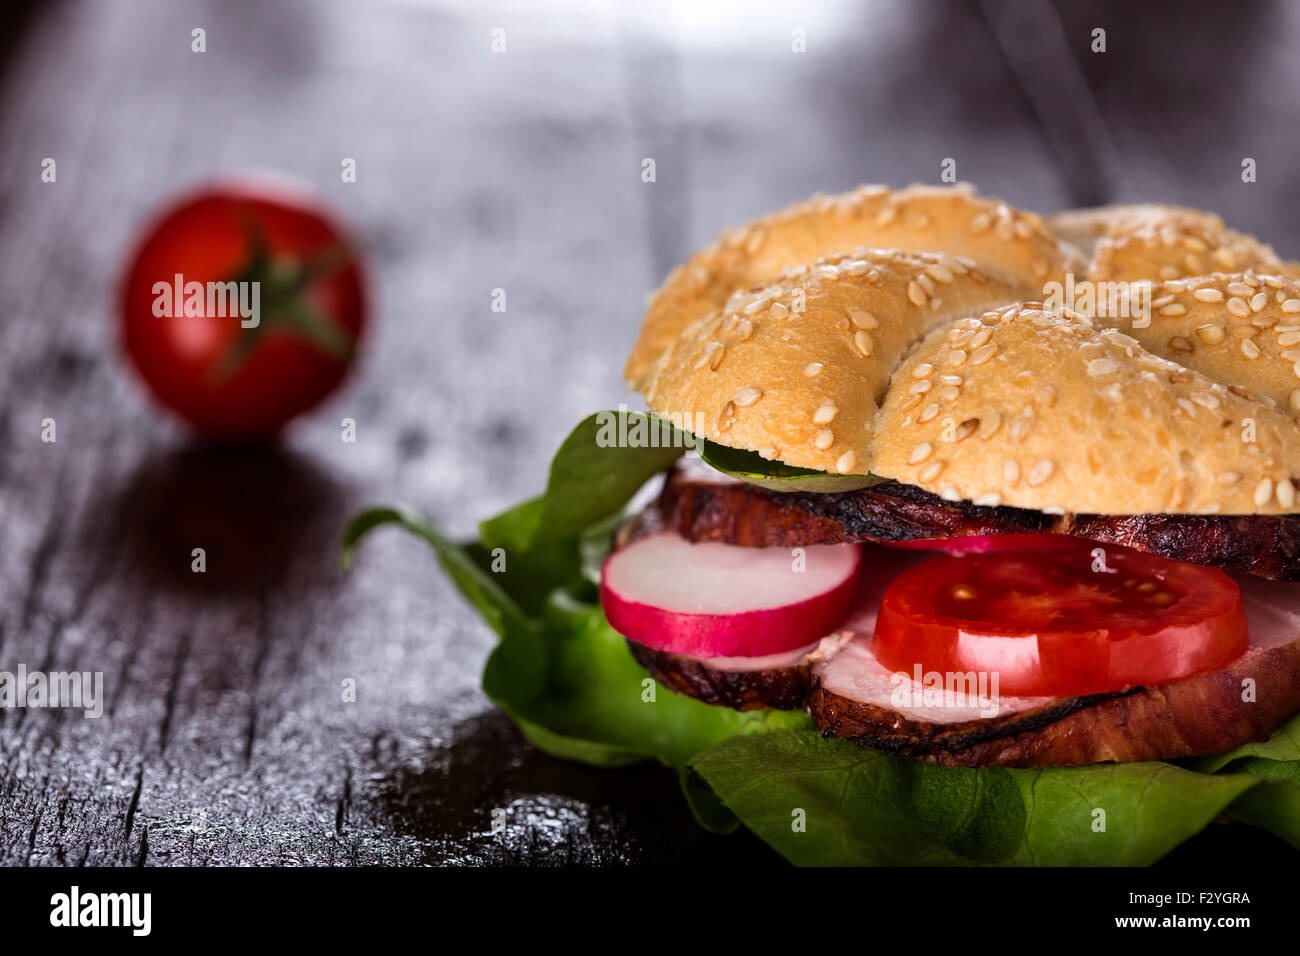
[1,0,1297,866]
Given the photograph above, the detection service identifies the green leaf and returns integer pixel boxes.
[342,506,533,640]
[1185,711,1300,773]
[699,439,884,493]
[1223,758,1300,849]
[691,730,1261,866]
[499,410,687,549]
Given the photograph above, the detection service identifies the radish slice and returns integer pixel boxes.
[600,533,862,657]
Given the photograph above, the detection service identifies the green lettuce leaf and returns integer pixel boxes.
[1186,712,1300,773]
[691,730,1265,866]
[1221,758,1300,849]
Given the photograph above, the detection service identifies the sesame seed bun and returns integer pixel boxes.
[1048,203,1300,283]
[629,186,1300,516]
[625,183,1083,391]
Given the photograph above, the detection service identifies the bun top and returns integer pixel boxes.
[627,185,1300,515]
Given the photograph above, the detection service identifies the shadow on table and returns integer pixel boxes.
[98,441,350,597]
[369,709,784,866]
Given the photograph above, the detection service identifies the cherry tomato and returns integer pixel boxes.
[120,178,365,437]
[872,535,1249,696]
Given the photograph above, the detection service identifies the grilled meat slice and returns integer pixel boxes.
[656,466,1300,580]
[627,640,812,711]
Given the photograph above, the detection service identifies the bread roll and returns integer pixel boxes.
[631,185,1300,515]
[626,183,1082,390]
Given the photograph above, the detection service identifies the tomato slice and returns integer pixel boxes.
[872,535,1249,696]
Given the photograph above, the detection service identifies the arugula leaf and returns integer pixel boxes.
[691,730,1261,866]
[699,439,885,494]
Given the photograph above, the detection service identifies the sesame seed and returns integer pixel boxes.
[1193,288,1225,303]
[804,362,823,377]
[849,308,878,330]
[1218,470,1242,486]
[1169,336,1194,352]
[909,379,933,395]
[1251,292,1268,313]
[939,374,963,386]
[1087,358,1119,376]
[973,493,1001,507]
[907,280,927,306]
[939,486,961,502]
[1280,331,1300,347]
[970,212,992,233]
[758,446,778,460]
[911,363,935,379]
[769,301,790,320]
[1227,297,1250,318]
[1283,299,1300,313]
[908,442,933,464]
[1279,479,1296,510]
[918,403,939,423]
[1283,349,1300,361]
[926,263,955,284]
[1191,392,1220,410]
[813,402,838,424]
[1028,459,1055,486]
[736,318,754,340]
[1196,324,1225,345]
[836,450,857,473]
[733,387,762,407]
[875,206,898,227]
[1293,360,1300,381]
[1011,419,1031,442]
[968,327,993,349]
[978,411,1002,439]
[1242,339,1261,358]
[717,402,736,432]
[920,461,944,482]
[1255,478,1274,508]
[1003,459,1020,484]
[938,385,960,402]
[969,343,998,366]
[918,274,937,296]
[814,428,835,450]
[816,265,840,281]
[1227,282,1255,297]
[1290,388,1300,413]
[947,349,968,367]
[1159,303,1187,317]
[854,330,875,357]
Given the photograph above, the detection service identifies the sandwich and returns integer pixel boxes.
[347,184,1300,864]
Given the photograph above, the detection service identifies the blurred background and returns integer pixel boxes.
[1,0,1296,865]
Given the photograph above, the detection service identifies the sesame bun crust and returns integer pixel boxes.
[1048,203,1300,283]
[631,185,1300,516]
[625,184,1083,390]
[873,306,1300,515]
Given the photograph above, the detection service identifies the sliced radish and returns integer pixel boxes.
[600,533,862,657]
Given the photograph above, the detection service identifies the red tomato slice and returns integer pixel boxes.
[872,535,1249,696]
[120,177,366,437]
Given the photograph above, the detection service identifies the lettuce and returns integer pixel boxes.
[344,409,1300,863]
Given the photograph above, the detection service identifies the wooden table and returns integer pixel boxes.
[1,0,1296,866]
